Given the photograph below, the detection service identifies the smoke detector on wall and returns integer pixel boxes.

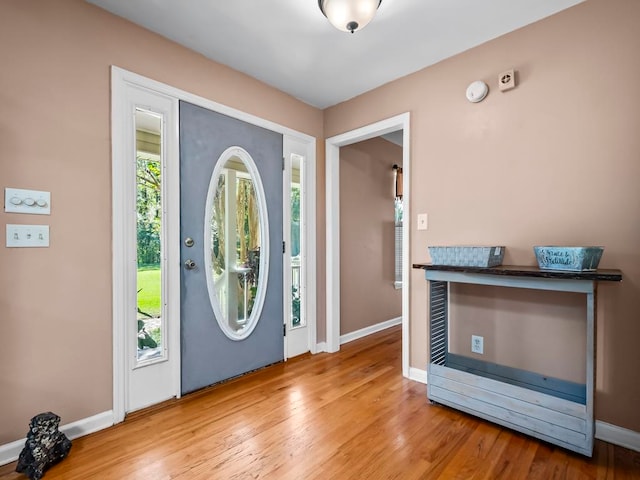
[465,80,489,103]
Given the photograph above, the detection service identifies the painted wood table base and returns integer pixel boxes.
[413,263,623,457]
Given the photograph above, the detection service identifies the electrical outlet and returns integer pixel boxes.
[417,213,428,231]
[471,335,484,354]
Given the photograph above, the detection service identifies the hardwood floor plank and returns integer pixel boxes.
[1,326,639,479]
[482,432,540,480]
[614,443,640,480]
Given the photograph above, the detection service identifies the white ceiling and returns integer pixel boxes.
[87,0,584,109]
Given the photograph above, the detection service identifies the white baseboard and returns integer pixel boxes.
[316,317,402,353]
[409,367,427,384]
[595,421,640,452]
[340,317,402,345]
[0,410,113,466]
[0,438,25,469]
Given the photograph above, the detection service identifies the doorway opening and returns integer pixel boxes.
[338,134,404,345]
[325,113,410,377]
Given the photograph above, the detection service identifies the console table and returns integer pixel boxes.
[412,263,622,456]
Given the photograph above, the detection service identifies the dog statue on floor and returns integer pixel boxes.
[16,412,72,480]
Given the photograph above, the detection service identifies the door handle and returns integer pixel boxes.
[184,259,197,270]
[184,237,194,247]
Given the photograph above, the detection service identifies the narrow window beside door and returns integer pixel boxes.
[290,155,305,329]
[135,109,166,364]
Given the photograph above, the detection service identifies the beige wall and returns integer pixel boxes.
[2,0,640,447]
[324,0,640,432]
[449,285,587,383]
[339,138,402,335]
[0,0,323,444]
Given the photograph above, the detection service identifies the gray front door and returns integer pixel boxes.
[179,101,283,394]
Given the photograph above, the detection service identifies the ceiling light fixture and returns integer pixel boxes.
[318,0,382,34]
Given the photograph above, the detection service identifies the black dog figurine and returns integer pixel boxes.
[16,412,72,480]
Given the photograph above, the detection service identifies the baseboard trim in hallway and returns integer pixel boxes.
[339,316,402,345]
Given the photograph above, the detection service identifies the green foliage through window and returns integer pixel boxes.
[137,156,162,267]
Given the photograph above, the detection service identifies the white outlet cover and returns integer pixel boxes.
[417,213,428,231]
[471,335,484,354]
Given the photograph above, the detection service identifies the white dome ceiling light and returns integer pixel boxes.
[318,0,382,34]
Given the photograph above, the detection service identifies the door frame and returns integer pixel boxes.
[111,66,316,423]
[325,113,410,377]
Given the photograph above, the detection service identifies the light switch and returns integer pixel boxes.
[417,213,428,231]
[6,224,50,248]
[4,188,51,215]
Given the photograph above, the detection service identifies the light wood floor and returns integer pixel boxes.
[2,326,639,479]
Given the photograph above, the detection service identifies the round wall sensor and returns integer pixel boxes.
[466,81,489,103]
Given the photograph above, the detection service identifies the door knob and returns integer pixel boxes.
[184,237,194,247]
[184,259,197,270]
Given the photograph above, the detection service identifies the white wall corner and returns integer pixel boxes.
[0,410,114,467]
[409,367,428,384]
[595,421,640,452]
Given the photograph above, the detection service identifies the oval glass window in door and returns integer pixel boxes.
[204,147,270,340]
